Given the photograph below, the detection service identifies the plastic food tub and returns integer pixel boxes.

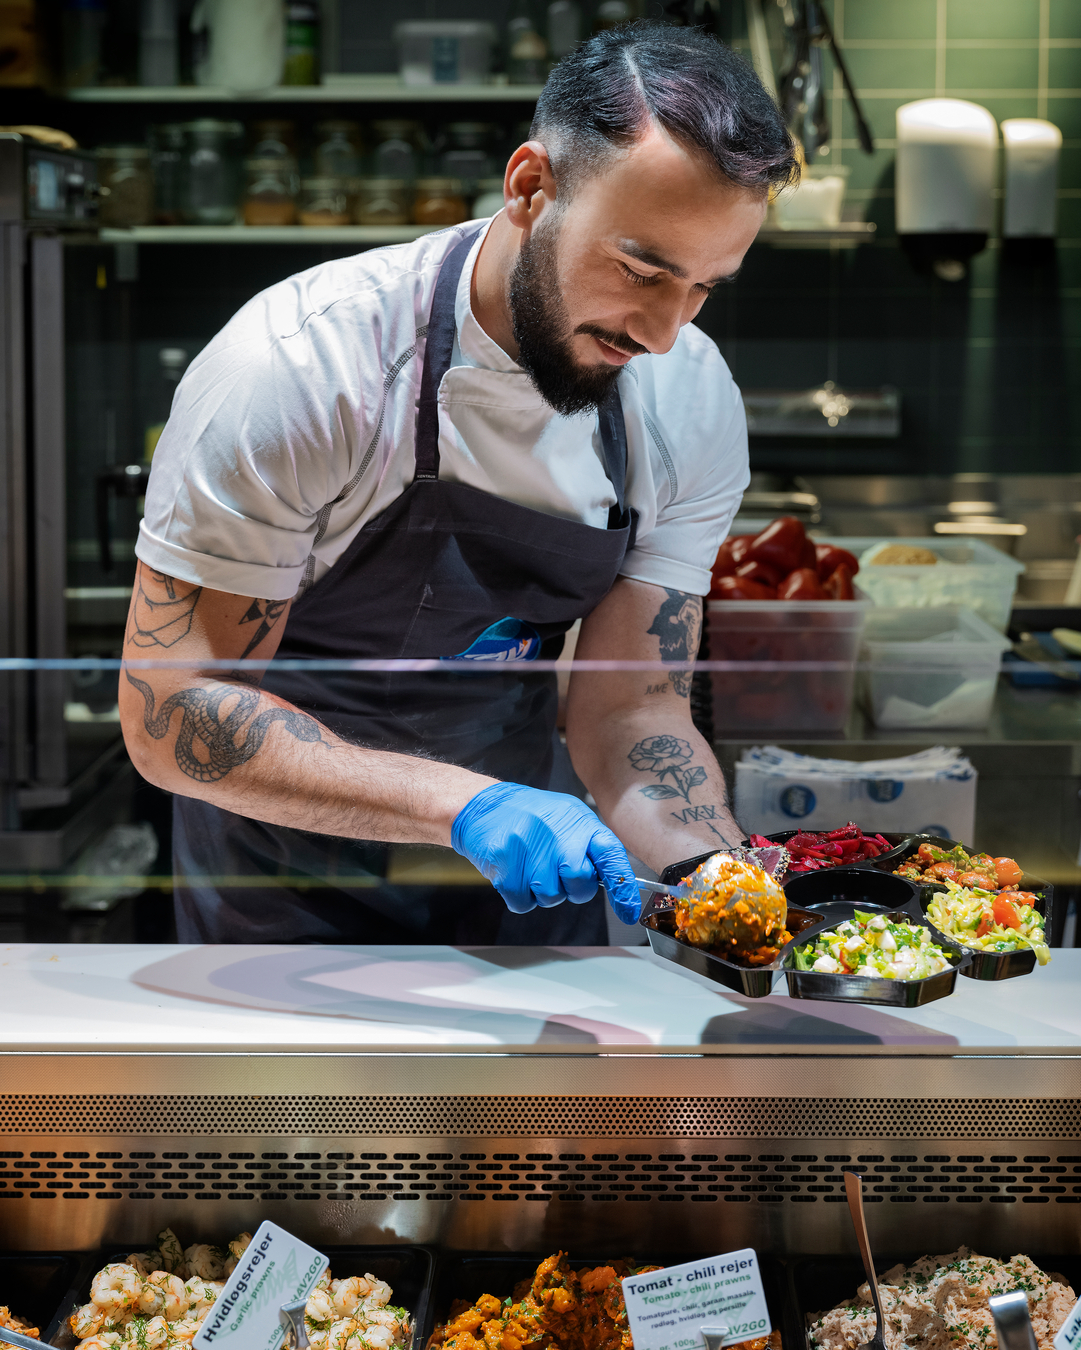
[860,605,1011,730]
[874,833,1053,982]
[47,1245,435,1350]
[779,880,970,1008]
[825,536,1025,631]
[393,22,496,85]
[706,597,870,733]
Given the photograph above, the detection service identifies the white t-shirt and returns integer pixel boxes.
[137,220,749,602]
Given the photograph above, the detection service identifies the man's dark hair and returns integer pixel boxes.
[531,22,797,197]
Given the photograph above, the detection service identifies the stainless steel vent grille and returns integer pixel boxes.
[1,1147,1079,1206]
[1,1095,1079,1138]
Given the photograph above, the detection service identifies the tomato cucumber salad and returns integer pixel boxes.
[926,882,1050,964]
[794,910,954,979]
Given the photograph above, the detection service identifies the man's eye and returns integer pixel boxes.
[619,262,654,286]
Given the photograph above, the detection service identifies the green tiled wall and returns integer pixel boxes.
[696,0,1081,473]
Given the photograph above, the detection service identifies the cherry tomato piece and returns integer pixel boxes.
[735,559,785,587]
[815,543,860,580]
[958,870,997,890]
[747,516,809,574]
[710,575,777,601]
[992,895,1023,929]
[925,862,960,882]
[992,856,1025,886]
[777,567,828,600]
[822,564,855,601]
[976,912,994,939]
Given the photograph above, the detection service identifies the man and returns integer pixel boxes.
[120,22,796,944]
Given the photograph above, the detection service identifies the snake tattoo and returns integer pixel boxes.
[124,670,329,783]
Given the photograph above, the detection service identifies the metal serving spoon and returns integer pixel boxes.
[989,1291,1039,1350]
[618,845,791,907]
[844,1168,889,1350]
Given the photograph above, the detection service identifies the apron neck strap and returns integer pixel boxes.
[414,225,631,522]
[414,226,485,482]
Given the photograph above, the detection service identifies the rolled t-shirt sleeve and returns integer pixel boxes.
[136,288,359,601]
[618,329,750,597]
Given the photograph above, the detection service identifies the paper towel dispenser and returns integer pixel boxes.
[895,97,998,278]
[1002,118,1061,238]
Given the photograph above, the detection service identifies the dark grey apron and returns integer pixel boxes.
[173,226,638,943]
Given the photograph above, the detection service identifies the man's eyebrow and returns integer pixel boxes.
[616,239,740,288]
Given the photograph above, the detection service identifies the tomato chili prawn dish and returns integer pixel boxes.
[893,841,1028,892]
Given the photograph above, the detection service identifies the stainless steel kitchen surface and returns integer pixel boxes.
[1,944,1078,1256]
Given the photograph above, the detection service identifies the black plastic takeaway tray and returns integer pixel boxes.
[639,848,821,998]
[640,851,969,1006]
[787,1253,1081,1350]
[779,869,970,1007]
[423,1252,793,1350]
[872,833,1053,983]
[46,1244,435,1350]
[0,1254,82,1336]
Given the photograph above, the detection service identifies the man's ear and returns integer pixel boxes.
[503,140,556,230]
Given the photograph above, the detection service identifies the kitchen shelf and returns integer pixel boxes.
[83,222,878,247]
[63,78,546,103]
[758,222,877,247]
[89,224,436,244]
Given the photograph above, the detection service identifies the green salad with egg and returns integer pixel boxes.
[794,910,954,980]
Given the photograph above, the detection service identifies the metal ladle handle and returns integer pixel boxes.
[989,1292,1038,1350]
[844,1170,888,1337]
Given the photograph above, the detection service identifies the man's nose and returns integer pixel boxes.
[624,292,699,356]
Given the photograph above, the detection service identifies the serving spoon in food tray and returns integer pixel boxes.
[844,1169,889,1350]
[618,844,791,908]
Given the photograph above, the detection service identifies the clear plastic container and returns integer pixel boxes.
[860,606,1011,730]
[706,597,870,733]
[837,535,1025,632]
[393,21,496,85]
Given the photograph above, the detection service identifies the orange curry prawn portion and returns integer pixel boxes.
[427,1254,780,1350]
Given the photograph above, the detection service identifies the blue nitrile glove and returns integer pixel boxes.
[451,782,642,923]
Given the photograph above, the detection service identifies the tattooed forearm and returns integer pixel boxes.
[628,737,732,841]
[645,588,701,697]
[238,598,288,659]
[128,569,202,648]
[124,669,329,783]
[628,735,706,804]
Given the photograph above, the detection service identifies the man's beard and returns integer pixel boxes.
[508,216,645,417]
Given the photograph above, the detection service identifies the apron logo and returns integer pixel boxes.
[445,617,542,662]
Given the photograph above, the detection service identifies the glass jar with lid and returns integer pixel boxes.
[298,177,351,226]
[179,119,243,226]
[250,120,298,162]
[148,124,185,225]
[354,178,411,227]
[413,176,467,227]
[97,146,154,227]
[369,119,423,181]
[243,157,298,226]
[314,120,361,179]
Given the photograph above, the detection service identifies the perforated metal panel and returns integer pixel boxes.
[1,1095,1079,1138]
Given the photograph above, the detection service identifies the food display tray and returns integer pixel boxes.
[776,868,970,1007]
[422,1252,793,1350]
[46,1245,436,1350]
[786,1253,1081,1350]
[872,833,1053,983]
[639,849,821,998]
[0,1254,82,1337]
